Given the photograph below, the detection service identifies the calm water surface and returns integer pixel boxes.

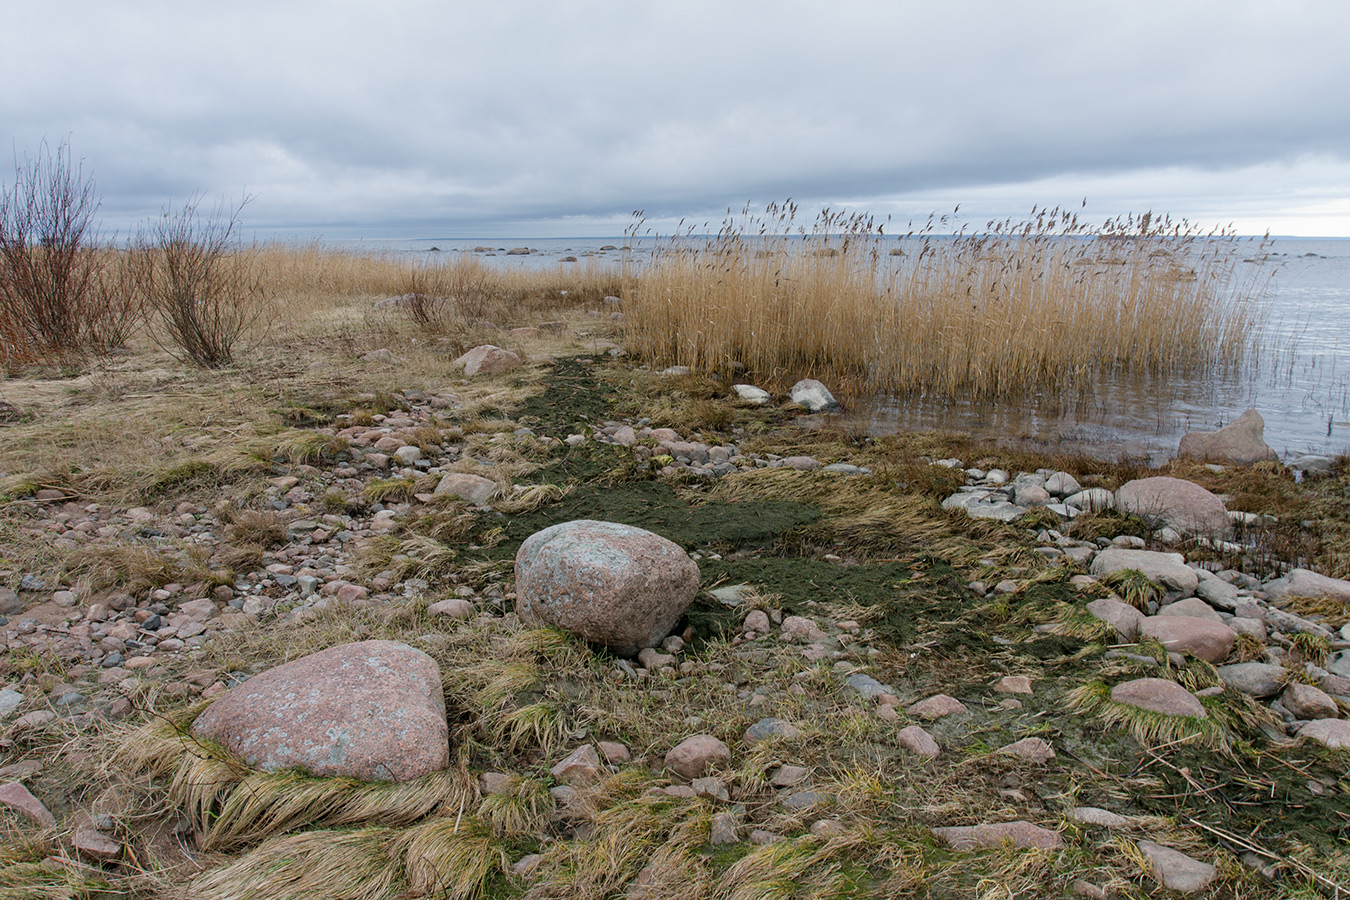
[321,236,1350,461]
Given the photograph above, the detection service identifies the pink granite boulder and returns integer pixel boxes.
[665,735,731,779]
[1138,616,1235,664]
[514,520,700,656]
[190,640,449,782]
[1110,678,1207,718]
[1116,477,1230,537]
[1178,408,1277,465]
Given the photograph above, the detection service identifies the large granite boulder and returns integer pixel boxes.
[1178,408,1277,465]
[1089,548,1198,598]
[514,520,700,656]
[1138,616,1236,664]
[190,640,449,782]
[1110,678,1207,718]
[1263,568,1350,604]
[1115,477,1230,537]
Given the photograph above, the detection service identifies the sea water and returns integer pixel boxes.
[318,235,1350,461]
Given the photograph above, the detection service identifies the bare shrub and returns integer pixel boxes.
[141,196,270,367]
[398,257,514,331]
[0,140,102,367]
[84,249,147,353]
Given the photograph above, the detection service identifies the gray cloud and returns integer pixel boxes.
[3,1,1347,236]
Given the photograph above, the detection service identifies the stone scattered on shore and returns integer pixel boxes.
[732,384,771,405]
[1115,476,1231,538]
[1262,567,1350,604]
[514,520,700,656]
[190,640,450,782]
[452,344,522,376]
[433,472,498,505]
[1110,678,1207,718]
[931,821,1064,851]
[665,735,731,779]
[1137,616,1236,664]
[1090,548,1198,598]
[1137,840,1216,893]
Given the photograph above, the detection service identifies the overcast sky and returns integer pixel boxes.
[3,1,1347,238]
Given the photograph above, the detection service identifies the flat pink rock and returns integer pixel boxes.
[931,820,1064,851]
[1138,616,1235,664]
[1110,678,1207,718]
[906,694,968,719]
[0,781,55,828]
[191,640,449,782]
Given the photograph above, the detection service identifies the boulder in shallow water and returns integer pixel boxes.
[788,379,838,412]
[1178,408,1277,465]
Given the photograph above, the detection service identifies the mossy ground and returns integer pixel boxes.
[2,313,1349,898]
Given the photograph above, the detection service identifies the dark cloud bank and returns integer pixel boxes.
[3,1,1347,237]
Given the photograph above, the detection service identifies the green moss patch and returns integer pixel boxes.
[494,481,821,555]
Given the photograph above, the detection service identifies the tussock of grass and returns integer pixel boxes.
[1067,680,1239,752]
[495,482,570,515]
[189,827,401,900]
[224,508,286,547]
[478,775,555,837]
[1277,595,1350,629]
[717,831,880,900]
[397,816,509,899]
[0,860,114,900]
[1099,569,1163,611]
[1286,632,1332,668]
[63,541,229,593]
[119,714,472,851]
[364,476,417,503]
[698,467,975,560]
[524,795,707,900]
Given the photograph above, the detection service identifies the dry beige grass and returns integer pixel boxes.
[621,203,1267,402]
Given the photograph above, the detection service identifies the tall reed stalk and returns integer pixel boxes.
[621,203,1268,402]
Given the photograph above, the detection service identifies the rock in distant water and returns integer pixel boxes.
[1178,408,1277,465]
[190,640,450,782]
[514,520,700,656]
[1115,476,1230,537]
[788,379,838,412]
[452,345,521,376]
